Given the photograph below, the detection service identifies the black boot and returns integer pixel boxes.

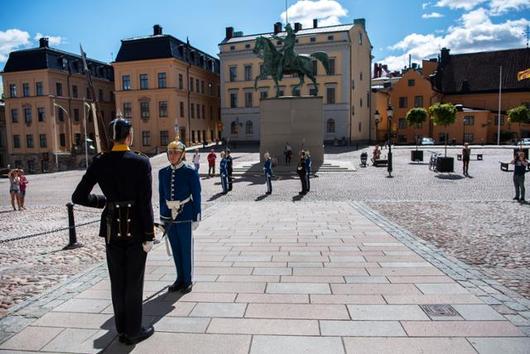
[122,326,154,345]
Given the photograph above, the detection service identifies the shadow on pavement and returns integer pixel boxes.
[435,174,465,180]
[292,192,307,202]
[255,194,270,201]
[207,192,227,201]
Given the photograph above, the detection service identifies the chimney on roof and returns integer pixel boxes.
[153,24,163,35]
[440,47,450,64]
[294,22,302,32]
[225,27,234,40]
[39,37,49,48]
[313,19,318,28]
[354,18,366,30]
[274,22,282,34]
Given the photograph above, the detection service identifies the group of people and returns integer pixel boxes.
[72,118,201,346]
[8,168,28,211]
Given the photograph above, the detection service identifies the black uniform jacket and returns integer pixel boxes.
[72,146,154,242]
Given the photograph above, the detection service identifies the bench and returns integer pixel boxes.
[457,153,483,161]
[373,159,388,167]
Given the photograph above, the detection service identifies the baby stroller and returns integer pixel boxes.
[360,152,368,167]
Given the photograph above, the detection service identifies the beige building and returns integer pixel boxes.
[113,25,220,152]
[219,19,372,144]
[0,100,6,168]
[1,38,115,173]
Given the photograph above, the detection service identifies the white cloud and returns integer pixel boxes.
[0,29,31,62]
[422,2,432,10]
[435,0,487,10]
[422,12,444,18]
[34,33,64,46]
[489,0,530,15]
[280,0,348,29]
[381,7,529,71]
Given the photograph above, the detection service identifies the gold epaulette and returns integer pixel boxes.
[133,150,148,158]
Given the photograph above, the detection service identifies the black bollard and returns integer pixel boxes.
[63,202,82,250]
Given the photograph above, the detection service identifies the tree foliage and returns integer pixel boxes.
[429,103,457,127]
[508,105,530,125]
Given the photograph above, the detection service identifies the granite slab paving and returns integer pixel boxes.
[0,201,528,353]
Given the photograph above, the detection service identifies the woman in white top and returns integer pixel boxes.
[9,169,21,211]
[192,149,200,172]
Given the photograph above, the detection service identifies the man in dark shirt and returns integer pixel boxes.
[511,151,528,203]
[226,149,233,191]
[72,118,155,345]
[462,142,471,177]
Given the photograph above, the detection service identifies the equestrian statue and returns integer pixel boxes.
[253,23,330,97]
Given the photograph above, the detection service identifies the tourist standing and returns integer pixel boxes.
[207,149,216,177]
[263,152,273,194]
[18,169,28,210]
[462,143,471,177]
[297,152,308,194]
[226,149,233,191]
[305,150,312,192]
[192,149,201,172]
[9,169,21,211]
[511,151,528,203]
[284,143,293,165]
[72,118,155,345]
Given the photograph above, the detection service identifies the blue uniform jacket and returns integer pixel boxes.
[305,157,312,174]
[263,159,272,176]
[159,162,201,223]
[220,158,228,176]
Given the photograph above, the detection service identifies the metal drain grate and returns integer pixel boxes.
[420,304,459,317]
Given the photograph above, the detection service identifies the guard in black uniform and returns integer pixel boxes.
[72,118,155,346]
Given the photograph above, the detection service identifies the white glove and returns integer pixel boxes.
[143,241,153,253]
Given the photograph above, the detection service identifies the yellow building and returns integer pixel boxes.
[0,100,6,168]
[1,38,115,173]
[113,25,220,151]
[219,19,372,144]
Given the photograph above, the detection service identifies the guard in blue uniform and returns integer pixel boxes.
[263,152,273,194]
[304,150,312,192]
[226,149,233,191]
[72,118,155,345]
[219,151,228,194]
[159,137,201,293]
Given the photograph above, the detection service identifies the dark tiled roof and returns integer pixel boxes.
[115,35,220,74]
[2,47,114,81]
[431,48,530,94]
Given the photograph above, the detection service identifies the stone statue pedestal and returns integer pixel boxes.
[260,96,323,169]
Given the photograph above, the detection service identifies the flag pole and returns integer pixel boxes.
[496,66,502,146]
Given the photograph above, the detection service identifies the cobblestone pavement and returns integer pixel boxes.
[0,145,528,318]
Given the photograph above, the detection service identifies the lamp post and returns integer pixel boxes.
[83,100,91,169]
[386,105,393,178]
[374,110,381,143]
[53,100,71,171]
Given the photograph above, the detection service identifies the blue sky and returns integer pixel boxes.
[1,0,529,93]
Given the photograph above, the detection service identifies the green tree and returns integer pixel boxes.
[429,103,457,157]
[406,107,428,150]
[508,105,530,145]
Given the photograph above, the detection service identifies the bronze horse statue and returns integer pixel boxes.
[253,24,330,97]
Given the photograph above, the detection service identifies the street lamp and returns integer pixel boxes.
[83,100,92,169]
[386,105,393,178]
[53,100,71,171]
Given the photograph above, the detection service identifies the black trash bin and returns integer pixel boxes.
[436,157,454,173]
[411,150,424,162]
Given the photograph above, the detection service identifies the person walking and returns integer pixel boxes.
[511,151,528,203]
[304,150,312,192]
[284,142,293,165]
[226,149,233,191]
[263,152,273,194]
[219,151,229,194]
[297,152,308,194]
[207,149,216,177]
[18,169,28,210]
[159,137,201,294]
[192,149,201,172]
[8,169,21,211]
[72,118,155,345]
[462,143,471,177]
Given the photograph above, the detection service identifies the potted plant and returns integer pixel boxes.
[406,107,428,162]
[508,105,530,156]
[429,103,457,172]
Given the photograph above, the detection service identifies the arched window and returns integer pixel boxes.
[245,120,253,135]
[327,118,335,133]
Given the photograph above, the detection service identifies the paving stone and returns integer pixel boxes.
[416,283,470,295]
[343,337,477,354]
[402,321,524,336]
[253,268,292,275]
[192,282,266,293]
[250,335,344,354]
[320,320,406,336]
[190,303,246,318]
[41,328,112,354]
[154,317,210,333]
[267,283,331,294]
[331,283,421,295]
[452,305,506,320]
[245,304,349,320]
[0,326,63,351]
[468,337,530,354]
[208,318,319,335]
[310,295,386,304]
[53,298,111,314]
[32,312,112,329]
[344,276,388,283]
[236,294,309,304]
[347,304,430,320]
